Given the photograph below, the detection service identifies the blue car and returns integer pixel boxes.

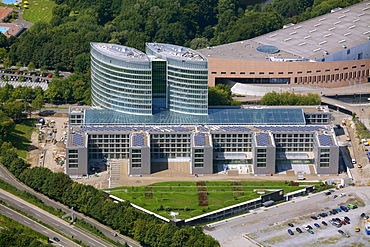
[340,205,349,212]
[288,229,294,235]
[314,223,320,228]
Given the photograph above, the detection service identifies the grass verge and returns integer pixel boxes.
[7,119,37,159]
[109,181,317,220]
[22,0,57,23]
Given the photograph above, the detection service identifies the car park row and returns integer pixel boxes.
[287,203,361,238]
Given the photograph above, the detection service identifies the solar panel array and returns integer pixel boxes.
[197,126,209,131]
[256,126,326,132]
[195,133,207,146]
[210,126,251,132]
[75,125,193,134]
[72,134,84,146]
[133,134,145,147]
[318,134,333,146]
[256,133,270,146]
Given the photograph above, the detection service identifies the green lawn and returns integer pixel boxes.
[22,0,57,23]
[110,181,318,220]
[7,119,36,159]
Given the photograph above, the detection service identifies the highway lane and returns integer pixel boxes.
[0,164,141,247]
[0,188,112,247]
[0,204,80,247]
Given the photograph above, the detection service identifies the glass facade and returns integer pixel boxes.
[146,43,208,115]
[90,43,152,115]
[151,60,167,109]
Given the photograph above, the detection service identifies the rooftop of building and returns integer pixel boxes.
[147,43,207,61]
[0,23,24,37]
[0,7,13,22]
[198,1,370,61]
[67,124,333,148]
[81,108,306,125]
[91,43,149,61]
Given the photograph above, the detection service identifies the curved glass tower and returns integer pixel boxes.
[91,43,152,115]
[146,43,208,115]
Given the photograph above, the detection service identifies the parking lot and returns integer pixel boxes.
[0,70,53,90]
[204,186,370,247]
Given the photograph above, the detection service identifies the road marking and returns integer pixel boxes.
[42,230,48,234]
[6,211,12,215]
[52,222,59,226]
[17,204,24,208]
[35,213,41,217]
[88,241,96,246]
[23,220,30,224]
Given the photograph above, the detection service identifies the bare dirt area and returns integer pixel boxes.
[27,113,68,173]
[204,186,370,247]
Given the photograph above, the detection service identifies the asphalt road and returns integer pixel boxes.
[0,204,80,247]
[0,188,112,247]
[0,164,141,247]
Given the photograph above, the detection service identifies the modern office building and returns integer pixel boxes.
[65,1,370,179]
[198,1,370,89]
[91,42,208,115]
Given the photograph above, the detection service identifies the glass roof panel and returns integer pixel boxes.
[84,108,306,125]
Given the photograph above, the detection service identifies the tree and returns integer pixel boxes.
[0,47,7,60]
[2,101,28,121]
[27,62,35,71]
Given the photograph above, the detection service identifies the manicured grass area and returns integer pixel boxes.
[22,0,57,23]
[8,119,36,159]
[110,181,318,220]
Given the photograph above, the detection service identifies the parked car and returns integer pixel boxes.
[53,237,60,242]
[296,227,303,233]
[355,226,360,232]
[288,223,294,227]
[314,223,320,228]
[322,221,328,226]
[311,216,318,220]
[347,204,357,209]
[307,230,314,234]
[288,229,294,235]
[344,216,350,221]
[325,192,332,195]
[334,208,342,212]
[340,205,349,212]
[332,195,338,198]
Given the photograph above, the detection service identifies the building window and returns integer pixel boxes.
[343,67,348,70]
[221,72,226,74]
[269,72,274,75]
[325,69,330,72]
[297,71,302,74]
[358,53,363,60]
[250,72,255,75]
[278,72,283,74]
[259,72,264,75]
[211,72,217,74]
[316,70,321,73]
[231,72,236,74]
[334,68,339,71]
[307,71,312,73]
[240,72,245,74]
[361,64,365,67]
[347,49,350,55]
[288,72,293,74]
[352,66,357,69]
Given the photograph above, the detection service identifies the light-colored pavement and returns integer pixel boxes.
[204,186,370,247]
[0,188,113,247]
[0,204,81,247]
